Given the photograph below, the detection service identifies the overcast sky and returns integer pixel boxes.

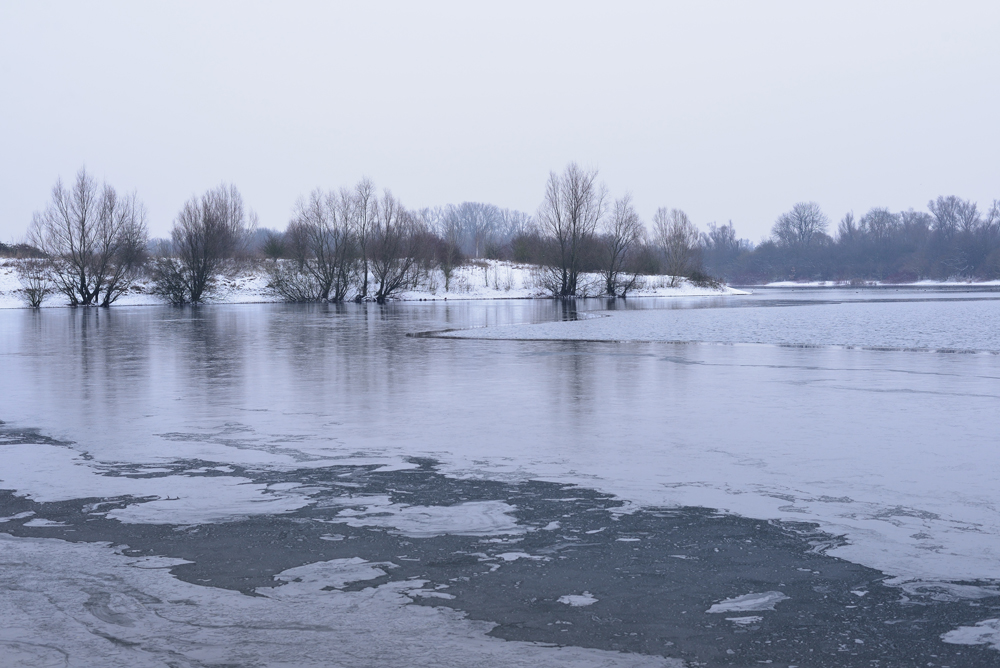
[2,1,999,242]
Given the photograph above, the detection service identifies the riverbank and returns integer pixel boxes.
[0,258,748,308]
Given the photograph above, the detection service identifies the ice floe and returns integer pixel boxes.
[707,592,789,613]
[725,616,763,625]
[332,499,524,538]
[942,618,1000,650]
[558,592,598,606]
[894,580,1000,602]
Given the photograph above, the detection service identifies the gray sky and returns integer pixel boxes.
[2,1,999,243]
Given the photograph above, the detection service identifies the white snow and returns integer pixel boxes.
[942,619,1000,650]
[0,258,740,309]
[707,592,789,613]
[558,592,599,607]
[396,260,747,301]
[0,534,682,668]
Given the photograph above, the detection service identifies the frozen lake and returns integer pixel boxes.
[1,287,999,666]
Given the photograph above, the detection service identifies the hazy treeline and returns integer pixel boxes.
[704,199,1000,283]
[11,164,999,307]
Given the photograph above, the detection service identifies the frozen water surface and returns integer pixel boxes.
[0,533,679,668]
[1,288,999,664]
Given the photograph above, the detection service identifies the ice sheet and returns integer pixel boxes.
[0,444,310,524]
[941,619,1000,650]
[0,534,681,668]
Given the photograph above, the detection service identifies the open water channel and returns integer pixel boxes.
[0,287,998,667]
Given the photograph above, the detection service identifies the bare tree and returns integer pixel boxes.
[928,196,993,276]
[152,184,256,304]
[538,163,607,296]
[349,178,377,299]
[837,212,859,243]
[653,208,700,285]
[261,230,287,262]
[15,259,55,308]
[369,190,417,302]
[772,202,829,247]
[700,221,750,280]
[28,168,148,306]
[423,206,463,291]
[270,189,356,302]
[599,194,644,297]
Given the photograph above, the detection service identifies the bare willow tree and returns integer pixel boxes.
[538,163,607,296]
[653,208,700,285]
[152,184,256,304]
[432,206,464,291]
[369,190,417,302]
[15,259,55,308]
[599,194,644,297]
[261,230,287,262]
[772,202,829,247]
[270,189,356,301]
[349,178,378,299]
[28,168,148,306]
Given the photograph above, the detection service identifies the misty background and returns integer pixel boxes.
[1,1,999,243]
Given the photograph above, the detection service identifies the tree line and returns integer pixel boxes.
[11,165,1000,307]
[702,199,1000,283]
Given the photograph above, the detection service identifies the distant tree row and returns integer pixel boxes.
[14,165,1000,307]
[703,198,1000,283]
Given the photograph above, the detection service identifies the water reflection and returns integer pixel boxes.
[2,291,1000,582]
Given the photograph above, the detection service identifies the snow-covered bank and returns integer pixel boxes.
[762,279,1000,288]
[0,258,744,309]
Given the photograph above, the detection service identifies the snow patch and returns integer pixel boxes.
[0,258,739,309]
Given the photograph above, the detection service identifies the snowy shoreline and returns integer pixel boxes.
[761,279,1000,288]
[0,258,747,309]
